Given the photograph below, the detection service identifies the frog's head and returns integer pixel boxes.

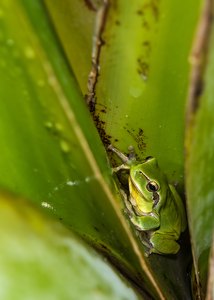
[129,157,168,210]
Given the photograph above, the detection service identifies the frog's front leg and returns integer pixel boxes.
[129,212,160,231]
[148,231,180,255]
[113,164,130,173]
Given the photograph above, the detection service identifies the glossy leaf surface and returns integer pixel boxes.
[95,0,202,186]
[0,192,141,300]
[0,1,167,298]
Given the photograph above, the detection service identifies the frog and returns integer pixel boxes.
[108,145,187,256]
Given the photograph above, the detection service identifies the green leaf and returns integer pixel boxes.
[95,0,202,184]
[0,192,142,300]
[206,239,214,300]
[185,1,214,297]
[0,1,167,298]
[1,0,211,298]
[90,0,203,298]
[44,0,99,94]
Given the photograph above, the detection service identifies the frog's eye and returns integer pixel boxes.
[146,181,159,192]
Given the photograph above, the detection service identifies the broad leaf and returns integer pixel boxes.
[0,192,141,300]
[0,1,168,298]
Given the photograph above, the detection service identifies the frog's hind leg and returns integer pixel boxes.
[150,232,180,255]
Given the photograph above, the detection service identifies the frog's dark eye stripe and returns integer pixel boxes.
[145,156,153,161]
[146,181,159,192]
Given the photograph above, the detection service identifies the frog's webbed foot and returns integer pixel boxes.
[108,144,137,166]
[127,145,136,162]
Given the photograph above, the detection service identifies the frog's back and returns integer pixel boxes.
[157,188,185,239]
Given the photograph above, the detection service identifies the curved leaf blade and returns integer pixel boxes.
[0,1,166,298]
[44,0,98,94]
[185,0,214,297]
[95,0,202,184]
[92,0,203,298]
[0,192,142,300]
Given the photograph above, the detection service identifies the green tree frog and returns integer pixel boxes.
[109,145,187,256]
